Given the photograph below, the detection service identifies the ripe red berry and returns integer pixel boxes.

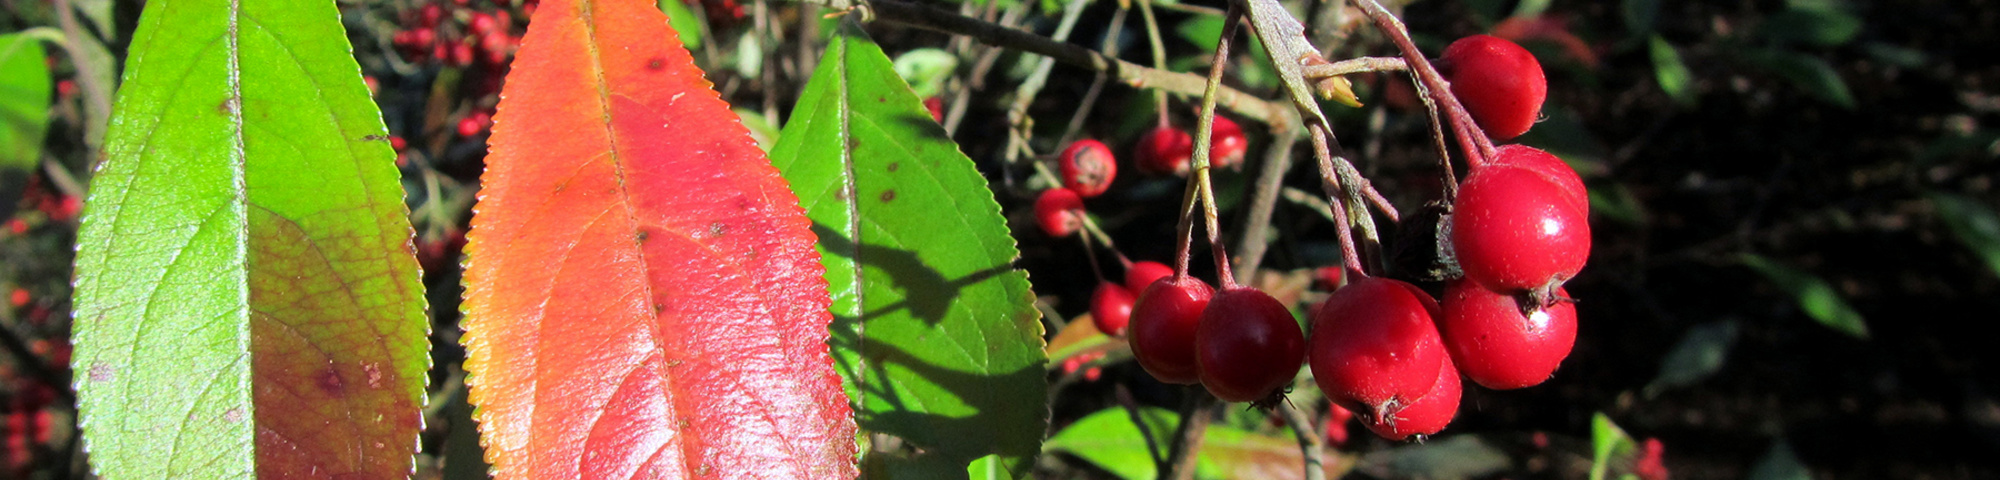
[923,96,944,122]
[1209,115,1248,169]
[1324,403,1355,446]
[1033,188,1085,237]
[468,12,499,35]
[1091,282,1136,336]
[457,111,492,137]
[1438,281,1576,389]
[1059,139,1118,198]
[410,27,437,48]
[1123,261,1174,296]
[449,41,477,67]
[1361,354,1461,441]
[1440,34,1547,140]
[1635,438,1670,480]
[8,289,28,309]
[1129,276,1214,384]
[1488,145,1586,212]
[388,135,407,152]
[1450,164,1590,295]
[1194,287,1306,402]
[418,4,445,28]
[1309,277,1448,418]
[1135,125,1195,176]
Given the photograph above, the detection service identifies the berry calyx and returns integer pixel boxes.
[1032,188,1085,238]
[1124,261,1174,296]
[1194,287,1307,402]
[1438,281,1577,389]
[1440,34,1547,140]
[1209,115,1248,170]
[1090,282,1136,337]
[1450,163,1590,296]
[1129,276,1215,384]
[1134,126,1195,176]
[1309,277,1448,419]
[1059,139,1118,198]
[1362,354,1461,441]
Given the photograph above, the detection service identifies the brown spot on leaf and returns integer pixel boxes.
[636,230,650,243]
[647,57,667,71]
[879,190,897,203]
[315,366,345,396]
[224,407,246,423]
[88,363,114,382]
[363,362,385,389]
[886,162,900,172]
[708,223,726,238]
[363,134,389,142]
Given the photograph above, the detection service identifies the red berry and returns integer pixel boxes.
[1209,115,1248,169]
[468,12,498,35]
[1440,34,1547,140]
[51,196,80,222]
[1324,403,1354,446]
[1487,145,1585,212]
[1123,261,1173,296]
[1451,164,1590,295]
[1032,189,1085,237]
[1635,438,1670,480]
[480,32,514,65]
[1059,139,1117,198]
[1090,282,1136,336]
[55,80,76,98]
[389,135,407,152]
[1309,277,1448,418]
[1134,126,1194,176]
[418,4,445,28]
[923,96,944,122]
[1361,354,1461,441]
[8,289,28,308]
[449,41,476,67]
[1438,281,1576,389]
[5,219,26,235]
[458,111,492,137]
[1129,276,1214,384]
[1194,287,1306,402]
[410,27,437,48]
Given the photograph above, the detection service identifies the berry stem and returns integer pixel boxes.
[1136,0,1172,128]
[1298,55,1407,78]
[1191,4,1241,290]
[1078,228,1107,283]
[1352,0,1497,168]
[1308,124,1369,279]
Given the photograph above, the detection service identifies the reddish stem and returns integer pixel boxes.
[1353,0,1496,168]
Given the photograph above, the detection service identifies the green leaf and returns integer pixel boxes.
[1744,49,1857,109]
[1928,192,2000,279]
[1588,182,1649,227]
[1045,407,1308,480]
[1648,35,1696,108]
[71,0,430,477]
[1761,8,1862,47]
[1,33,52,171]
[1739,254,1869,339]
[1645,320,1740,397]
[1747,439,1813,480]
[770,22,1047,479]
[1590,413,1638,480]
[1355,435,1511,480]
[658,0,704,49]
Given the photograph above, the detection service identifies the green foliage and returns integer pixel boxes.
[769,22,1047,479]
[1645,320,1741,397]
[1928,192,2000,279]
[1742,48,1857,109]
[658,0,705,48]
[1044,407,1305,480]
[1589,413,1639,480]
[1748,439,1813,480]
[70,0,429,476]
[1739,254,1869,339]
[0,33,51,171]
[1648,36,1696,108]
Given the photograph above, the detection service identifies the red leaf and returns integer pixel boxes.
[461,0,858,477]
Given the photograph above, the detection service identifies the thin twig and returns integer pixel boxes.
[1277,400,1328,480]
[1189,8,1241,289]
[1299,55,1407,78]
[1162,391,1218,480]
[1116,384,1168,468]
[1232,127,1300,280]
[830,0,1296,127]
[1137,0,1171,126]
[1308,124,1366,278]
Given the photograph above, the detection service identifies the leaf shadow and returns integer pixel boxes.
[811,222,1014,326]
[830,322,1043,475]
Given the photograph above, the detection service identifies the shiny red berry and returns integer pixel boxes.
[1362,354,1461,441]
[1451,164,1590,295]
[418,4,445,28]
[1124,261,1174,295]
[1488,145,1586,212]
[1440,34,1547,140]
[1209,115,1248,169]
[1091,282,1136,336]
[1059,139,1117,198]
[1309,277,1448,417]
[1439,281,1576,389]
[1130,276,1214,384]
[468,12,499,35]
[1033,188,1085,237]
[1135,126,1194,176]
[1195,287,1306,402]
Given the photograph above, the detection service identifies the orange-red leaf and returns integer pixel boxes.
[461,0,857,477]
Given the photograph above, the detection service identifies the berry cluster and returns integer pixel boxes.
[1064,34,1587,442]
